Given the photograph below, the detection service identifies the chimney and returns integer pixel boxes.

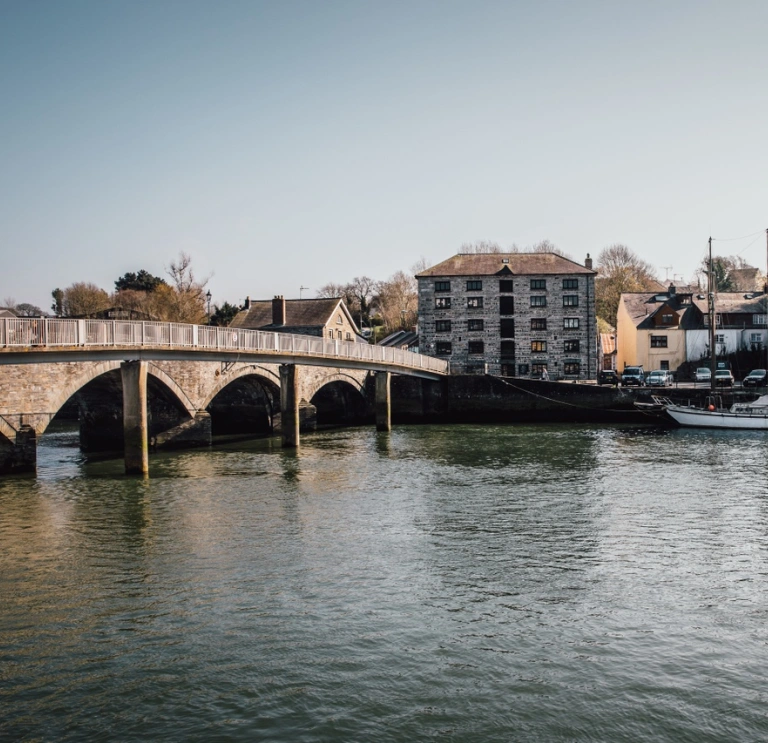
[244,296,251,309]
[272,295,286,326]
[668,284,676,295]
[584,253,593,270]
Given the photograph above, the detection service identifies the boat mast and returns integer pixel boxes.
[709,236,716,392]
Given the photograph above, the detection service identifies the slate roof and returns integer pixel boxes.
[230,297,358,332]
[620,288,767,330]
[416,252,595,277]
[379,330,418,349]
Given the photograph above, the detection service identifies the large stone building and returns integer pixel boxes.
[231,296,363,341]
[416,252,597,379]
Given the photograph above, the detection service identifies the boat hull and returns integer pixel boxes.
[665,405,768,430]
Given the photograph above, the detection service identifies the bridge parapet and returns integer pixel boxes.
[0,317,449,377]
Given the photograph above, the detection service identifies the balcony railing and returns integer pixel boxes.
[0,317,449,375]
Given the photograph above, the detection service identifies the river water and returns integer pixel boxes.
[2,422,768,742]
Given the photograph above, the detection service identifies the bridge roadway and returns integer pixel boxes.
[0,317,449,475]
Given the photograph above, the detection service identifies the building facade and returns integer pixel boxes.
[231,296,363,342]
[417,252,597,379]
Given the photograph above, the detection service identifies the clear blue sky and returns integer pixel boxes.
[1,0,767,312]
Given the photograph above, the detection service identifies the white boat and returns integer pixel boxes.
[653,394,768,429]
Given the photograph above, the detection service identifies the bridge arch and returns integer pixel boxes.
[309,374,371,427]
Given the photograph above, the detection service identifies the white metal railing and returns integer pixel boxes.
[0,317,449,375]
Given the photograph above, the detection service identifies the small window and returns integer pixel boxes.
[563,362,581,375]
[754,315,767,326]
[651,335,668,348]
[563,278,578,290]
[435,320,452,333]
[563,295,579,307]
[530,279,546,290]
[500,340,515,357]
[499,296,514,315]
[466,280,482,291]
[532,363,547,377]
[337,314,343,324]
[435,341,452,355]
[564,339,580,353]
[564,318,580,329]
[500,319,515,338]
[336,330,342,339]
[435,281,451,292]
[467,319,484,332]
[531,340,547,353]
[518,363,530,376]
[467,297,484,309]
[661,313,674,324]
[345,332,352,340]
[468,340,484,354]
[435,297,451,309]
[714,334,725,344]
[531,296,547,307]
[531,318,547,331]
[499,280,514,293]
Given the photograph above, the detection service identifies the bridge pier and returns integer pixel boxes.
[375,371,391,432]
[0,424,37,474]
[122,360,149,475]
[280,363,300,448]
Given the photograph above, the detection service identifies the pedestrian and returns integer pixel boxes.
[541,367,549,381]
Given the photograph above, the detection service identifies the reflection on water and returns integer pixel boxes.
[2,423,768,742]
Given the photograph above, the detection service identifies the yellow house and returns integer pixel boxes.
[617,287,693,374]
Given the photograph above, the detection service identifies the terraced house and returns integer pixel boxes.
[417,252,597,379]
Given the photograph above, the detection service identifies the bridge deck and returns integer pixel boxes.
[0,317,449,379]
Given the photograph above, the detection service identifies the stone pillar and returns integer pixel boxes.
[280,363,300,448]
[375,371,392,432]
[122,360,149,475]
[0,425,37,475]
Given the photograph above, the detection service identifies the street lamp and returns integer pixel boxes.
[205,290,212,320]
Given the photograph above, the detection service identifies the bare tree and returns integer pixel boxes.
[2,296,16,309]
[529,239,571,259]
[375,271,418,332]
[459,240,504,254]
[60,282,110,317]
[163,252,209,323]
[595,244,659,325]
[15,303,44,317]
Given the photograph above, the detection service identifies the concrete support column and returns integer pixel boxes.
[122,360,149,475]
[375,371,392,432]
[280,363,300,448]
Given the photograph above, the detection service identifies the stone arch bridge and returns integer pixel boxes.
[0,318,447,474]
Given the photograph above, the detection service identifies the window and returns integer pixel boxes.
[564,339,580,353]
[530,296,547,307]
[754,315,767,326]
[466,280,482,291]
[435,320,452,333]
[435,341,452,355]
[435,297,451,309]
[518,363,530,376]
[563,295,579,307]
[530,279,546,290]
[660,360,670,370]
[499,296,514,315]
[661,313,674,324]
[563,278,578,290]
[650,335,668,348]
[532,363,548,377]
[500,319,515,338]
[345,332,352,340]
[563,362,581,375]
[468,340,484,354]
[435,281,451,292]
[500,340,515,357]
[531,340,547,353]
[467,297,484,309]
[750,333,762,344]
[714,334,725,344]
[336,330,342,339]
[564,318,580,329]
[499,280,514,293]
[531,318,547,331]
[467,319,484,331]
[336,314,343,324]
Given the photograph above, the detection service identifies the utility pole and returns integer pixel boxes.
[708,236,716,392]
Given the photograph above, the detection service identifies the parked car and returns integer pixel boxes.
[743,369,767,387]
[647,370,672,387]
[621,366,645,387]
[715,369,734,386]
[598,369,619,386]
[695,368,711,384]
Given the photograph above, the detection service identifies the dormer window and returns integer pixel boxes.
[662,313,674,324]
